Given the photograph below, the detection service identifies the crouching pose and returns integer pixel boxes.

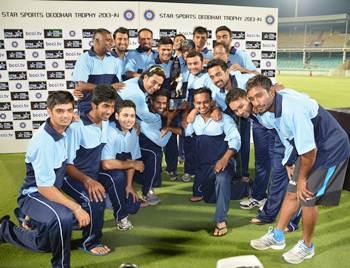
[185,88,241,236]
[0,91,89,268]
[99,100,144,231]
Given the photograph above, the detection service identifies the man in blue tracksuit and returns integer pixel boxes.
[63,85,117,257]
[215,25,258,75]
[185,88,241,236]
[99,100,143,231]
[72,28,124,114]
[0,91,89,268]
[134,89,174,205]
[206,59,255,199]
[125,28,158,79]
[247,75,350,264]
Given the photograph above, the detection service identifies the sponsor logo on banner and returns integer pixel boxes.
[262,42,276,49]
[7,62,26,70]
[45,40,63,48]
[64,40,82,48]
[24,31,43,37]
[246,33,261,39]
[34,92,43,99]
[66,81,75,89]
[69,30,76,37]
[13,111,31,120]
[0,92,10,100]
[28,71,46,79]
[19,122,27,129]
[128,29,138,38]
[25,40,44,49]
[124,9,135,21]
[250,51,257,58]
[261,69,276,77]
[65,60,76,69]
[11,41,19,48]
[44,29,63,38]
[32,120,45,129]
[48,81,65,89]
[0,121,13,130]
[246,41,261,49]
[159,29,177,37]
[234,42,241,48]
[265,61,272,67]
[7,51,26,60]
[27,61,46,70]
[8,72,27,80]
[65,50,81,58]
[252,60,261,68]
[31,101,47,110]
[51,61,59,68]
[29,81,47,90]
[0,82,9,91]
[11,92,29,101]
[32,51,39,58]
[232,31,245,40]
[265,15,275,25]
[47,71,65,79]
[144,10,155,20]
[12,102,30,111]
[32,110,48,119]
[15,83,22,89]
[15,131,32,139]
[82,29,95,38]
[0,61,7,70]
[0,102,11,111]
[261,51,276,59]
[46,50,64,59]
[262,32,277,41]
[4,29,24,38]
[0,40,4,49]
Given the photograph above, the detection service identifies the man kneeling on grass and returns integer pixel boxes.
[0,91,89,268]
[185,87,241,236]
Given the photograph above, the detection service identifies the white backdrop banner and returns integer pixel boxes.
[0,0,278,153]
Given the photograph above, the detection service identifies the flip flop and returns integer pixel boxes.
[78,244,110,256]
[213,224,228,237]
[189,196,203,202]
[250,218,268,225]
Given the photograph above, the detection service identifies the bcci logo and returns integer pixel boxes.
[69,30,76,37]
[124,10,135,21]
[144,10,155,21]
[265,15,275,25]
[11,41,19,48]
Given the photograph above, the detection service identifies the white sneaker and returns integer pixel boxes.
[250,227,286,250]
[116,217,133,231]
[282,240,315,264]
[143,189,160,206]
[167,171,178,181]
[181,173,194,182]
[240,198,267,210]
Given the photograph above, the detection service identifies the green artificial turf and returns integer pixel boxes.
[0,75,350,267]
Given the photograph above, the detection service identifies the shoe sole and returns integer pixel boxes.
[250,241,286,251]
[282,252,314,264]
[117,226,133,231]
[240,205,259,210]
